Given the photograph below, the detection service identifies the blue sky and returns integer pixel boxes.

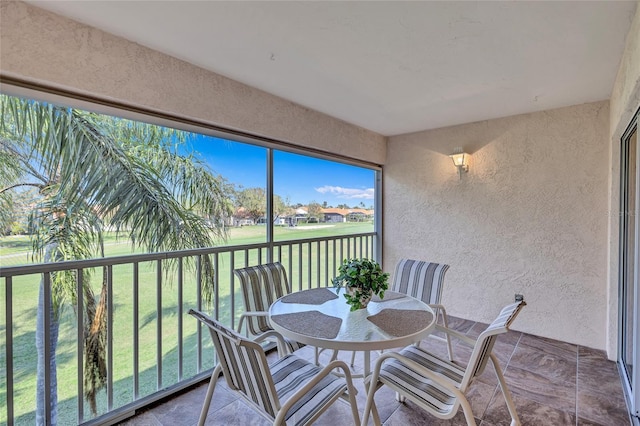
[188,135,375,207]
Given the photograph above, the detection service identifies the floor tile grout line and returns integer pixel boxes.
[466,319,497,423]
[504,331,522,367]
[492,331,524,420]
[480,329,522,422]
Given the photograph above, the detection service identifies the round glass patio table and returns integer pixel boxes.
[268,287,436,377]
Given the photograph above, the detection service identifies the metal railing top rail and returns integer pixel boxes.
[0,232,376,278]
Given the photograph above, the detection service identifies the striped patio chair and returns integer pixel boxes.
[234,262,305,354]
[391,259,454,360]
[362,300,526,426]
[189,309,360,426]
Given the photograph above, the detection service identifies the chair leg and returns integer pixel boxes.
[362,379,382,426]
[198,364,222,426]
[276,339,287,357]
[343,371,361,425]
[490,354,521,426]
[350,350,356,367]
[440,310,454,362]
[458,394,478,426]
[330,349,339,361]
[314,347,336,365]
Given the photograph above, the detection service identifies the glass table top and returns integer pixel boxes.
[268,287,435,351]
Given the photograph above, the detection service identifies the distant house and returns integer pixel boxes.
[346,208,374,222]
[294,207,308,221]
[282,207,308,224]
[233,206,373,226]
[322,208,374,223]
[232,207,255,226]
[268,207,308,226]
[323,208,348,223]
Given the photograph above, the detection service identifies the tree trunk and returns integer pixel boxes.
[35,245,59,426]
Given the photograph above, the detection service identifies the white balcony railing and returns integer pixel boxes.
[1,232,376,425]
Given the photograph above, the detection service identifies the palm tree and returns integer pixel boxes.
[0,95,232,425]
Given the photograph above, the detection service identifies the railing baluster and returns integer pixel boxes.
[316,241,321,289]
[298,243,303,291]
[5,277,13,426]
[333,239,337,279]
[107,265,114,409]
[367,235,370,259]
[196,255,202,371]
[213,252,220,366]
[155,260,162,390]
[288,244,293,290]
[230,251,235,329]
[367,237,369,260]
[178,258,183,381]
[324,241,329,287]
[214,252,219,321]
[307,242,312,289]
[133,262,139,399]
[43,272,52,425]
[76,269,84,423]
[365,235,369,259]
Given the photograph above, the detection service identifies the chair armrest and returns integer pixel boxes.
[253,330,286,346]
[429,303,447,313]
[429,303,446,324]
[253,330,288,357]
[275,359,360,424]
[236,311,269,334]
[434,324,476,347]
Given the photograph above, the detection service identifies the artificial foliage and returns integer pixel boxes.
[332,258,389,310]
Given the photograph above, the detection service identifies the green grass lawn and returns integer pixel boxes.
[0,223,372,265]
[0,222,374,424]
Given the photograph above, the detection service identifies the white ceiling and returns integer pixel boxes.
[28,1,637,136]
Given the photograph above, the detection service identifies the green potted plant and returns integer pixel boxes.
[332,258,390,311]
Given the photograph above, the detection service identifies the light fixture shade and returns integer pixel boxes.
[449,148,469,178]
[449,152,466,167]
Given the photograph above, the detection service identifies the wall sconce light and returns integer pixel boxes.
[449,147,469,178]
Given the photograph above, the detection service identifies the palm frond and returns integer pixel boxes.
[1,94,234,414]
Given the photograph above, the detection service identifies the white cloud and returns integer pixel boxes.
[314,185,374,199]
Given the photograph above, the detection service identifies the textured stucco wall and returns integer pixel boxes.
[385,101,610,349]
[607,2,640,359]
[610,3,640,139]
[0,1,386,164]
[2,0,634,355]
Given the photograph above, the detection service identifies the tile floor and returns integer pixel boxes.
[118,316,630,426]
